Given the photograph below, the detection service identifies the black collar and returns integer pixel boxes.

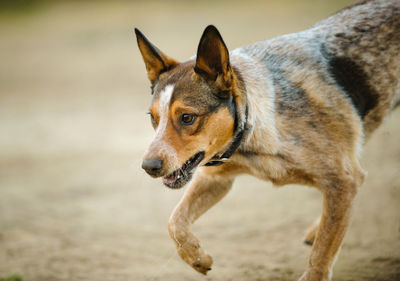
[205,94,248,166]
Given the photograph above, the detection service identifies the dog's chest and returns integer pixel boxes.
[230,153,291,186]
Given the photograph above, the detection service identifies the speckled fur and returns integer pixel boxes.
[136,1,400,280]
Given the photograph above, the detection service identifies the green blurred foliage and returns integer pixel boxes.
[0,274,23,281]
[0,0,42,14]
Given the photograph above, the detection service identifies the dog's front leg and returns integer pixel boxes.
[299,179,359,281]
[168,168,233,274]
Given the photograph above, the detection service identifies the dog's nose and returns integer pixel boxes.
[142,158,163,177]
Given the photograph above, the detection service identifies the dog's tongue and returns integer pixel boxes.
[162,173,178,185]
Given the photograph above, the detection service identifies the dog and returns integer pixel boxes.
[135,0,400,280]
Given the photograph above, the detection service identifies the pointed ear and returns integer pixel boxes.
[135,28,178,85]
[194,25,232,88]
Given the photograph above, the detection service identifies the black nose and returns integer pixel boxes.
[142,158,163,177]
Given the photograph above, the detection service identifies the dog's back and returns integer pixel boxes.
[320,0,400,135]
[235,0,400,139]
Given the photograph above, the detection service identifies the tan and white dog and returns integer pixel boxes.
[135,0,400,280]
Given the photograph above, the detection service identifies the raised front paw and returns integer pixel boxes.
[177,242,213,274]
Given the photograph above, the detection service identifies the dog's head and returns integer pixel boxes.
[135,25,242,189]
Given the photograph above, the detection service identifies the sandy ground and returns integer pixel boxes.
[0,1,399,280]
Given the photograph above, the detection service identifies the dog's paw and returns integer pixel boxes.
[303,217,320,246]
[303,229,316,246]
[191,247,213,275]
[298,269,330,281]
[177,243,213,275]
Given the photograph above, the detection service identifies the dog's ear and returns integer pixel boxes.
[135,28,178,85]
[194,25,233,90]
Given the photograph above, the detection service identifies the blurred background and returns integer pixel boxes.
[0,1,399,280]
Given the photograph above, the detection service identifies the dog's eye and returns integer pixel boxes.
[180,113,197,125]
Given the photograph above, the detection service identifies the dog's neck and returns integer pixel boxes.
[204,49,283,165]
[205,66,249,166]
[229,50,281,157]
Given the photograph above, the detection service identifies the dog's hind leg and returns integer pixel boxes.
[304,216,321,246]
[299,165,364,281]
[168,167,234,275]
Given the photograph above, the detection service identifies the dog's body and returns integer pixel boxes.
[135,1,400,280]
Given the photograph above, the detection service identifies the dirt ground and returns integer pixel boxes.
[0,1,399,281]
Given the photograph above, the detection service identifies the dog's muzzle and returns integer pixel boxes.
[162,151,205,189]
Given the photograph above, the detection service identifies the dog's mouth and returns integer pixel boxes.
[162,151,205,189]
